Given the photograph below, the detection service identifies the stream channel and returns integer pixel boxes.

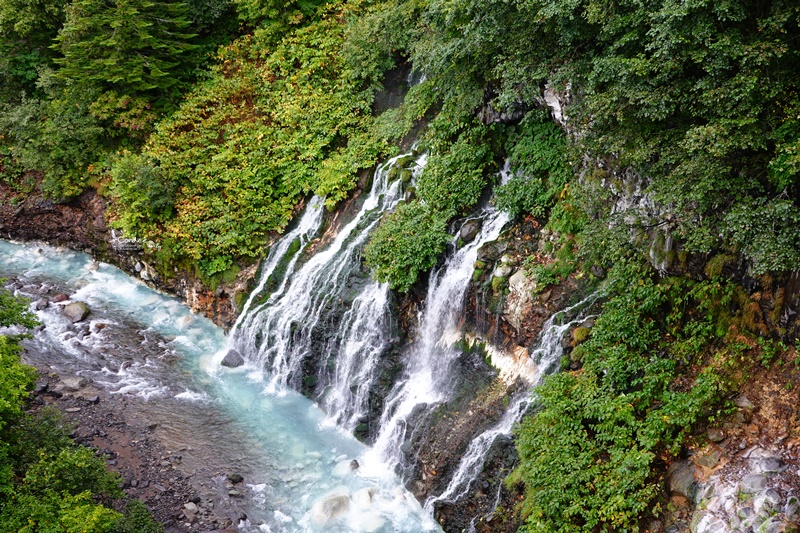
[0,239,441,533]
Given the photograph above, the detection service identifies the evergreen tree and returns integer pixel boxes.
[53,0,196,95]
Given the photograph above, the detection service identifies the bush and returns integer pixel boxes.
[364,201,451,292]
[416,128,493,218]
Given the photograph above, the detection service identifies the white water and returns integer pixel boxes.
[423,295,598,514]
[231,195,326,334]
[232,153,426,431]
[362,165,513,479]
[0,240,440,533]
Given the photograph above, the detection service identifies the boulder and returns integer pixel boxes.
[220,349,244,368]
[63,301,90,323]
[59,376,90,392]
[310,489,350,526]
[460,219,482,243]
[52,293,69,303]
[740,474,768,494]
[667,461,697,499]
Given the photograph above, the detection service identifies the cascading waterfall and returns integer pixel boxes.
[362,164,514,479]
[231,152,426,431]
[422,295,598,518]
[230,195,325,334]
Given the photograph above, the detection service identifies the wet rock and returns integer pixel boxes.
[227,489,242,498]
[220,349,244,368]
[460,219,482,243]
[59,376,89,392]
[227,473,243,484]
[310,489,350,526]
[52,293,69,303]
[63,301,91,323]
[494,263,513,278]
[35,299,49,310]
[667,461,697,499]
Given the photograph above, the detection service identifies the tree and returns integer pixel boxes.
[53,0,196,97]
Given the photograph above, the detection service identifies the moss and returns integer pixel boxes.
[473,268,484,281]
[572,326,591,345]
[491,275,507,293]
[704,254,737,279]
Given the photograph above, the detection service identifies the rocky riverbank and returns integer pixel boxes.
[27,371,248,533]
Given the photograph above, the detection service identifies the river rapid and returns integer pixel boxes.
[0,240,440,533]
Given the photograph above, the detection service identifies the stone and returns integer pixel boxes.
[63,301,91,323]
[494,264,513,278]
[227,473,243,484]
[184,502,199,515]
[35,299,49,310]
[460,219,482,243]
[52,293,69,303]
[740,474,768,494]
[310,490,350,526]
[707,427,725,442]
[65,407,81,413]
[60,376,89,392]
[756,457,783,474]
[220,349,244,368]
[695,449,722,469]
[352,487,375,507]
[734,395,755,410]
[667,461,697,499]
[228,489,242,498]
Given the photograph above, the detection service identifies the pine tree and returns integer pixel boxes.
[53,0,196,94]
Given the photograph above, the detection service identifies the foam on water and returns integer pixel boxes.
[0,239,440,533]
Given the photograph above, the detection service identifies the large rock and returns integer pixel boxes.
[310,489,350,526]
[667,461,697,500]
[63,301,91,323]
[220,349,244,368]
[460,219,482,243]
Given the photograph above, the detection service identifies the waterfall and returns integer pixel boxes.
[423,294,598,516]
[230,195,325,334]
[231,152,426,431]
[362,164,514,478]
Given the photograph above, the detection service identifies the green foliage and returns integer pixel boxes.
[114,500,163,533]
[496,115,572,219]
[109,152,175,236]
[416,127,494,218]
[0,74,107,199]
[116,1,387,278]
[513,266,738,532]
[53,0,196,95]
[364,201,450,292]
[723,199,800,275]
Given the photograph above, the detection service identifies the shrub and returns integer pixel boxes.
[364,201,450,292]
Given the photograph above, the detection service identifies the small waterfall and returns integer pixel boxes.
[232,152,426,431]
[230,196,326,334]
[363,165,514,478]
[423,295,598,516]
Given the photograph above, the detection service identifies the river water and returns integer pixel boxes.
[0,240,440,533]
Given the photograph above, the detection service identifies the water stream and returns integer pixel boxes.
[231,153,425,432]
[0,240,440,533]
[423,295,598,517]
[361,165,514,480]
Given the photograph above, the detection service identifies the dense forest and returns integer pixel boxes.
[2,0,800,531]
